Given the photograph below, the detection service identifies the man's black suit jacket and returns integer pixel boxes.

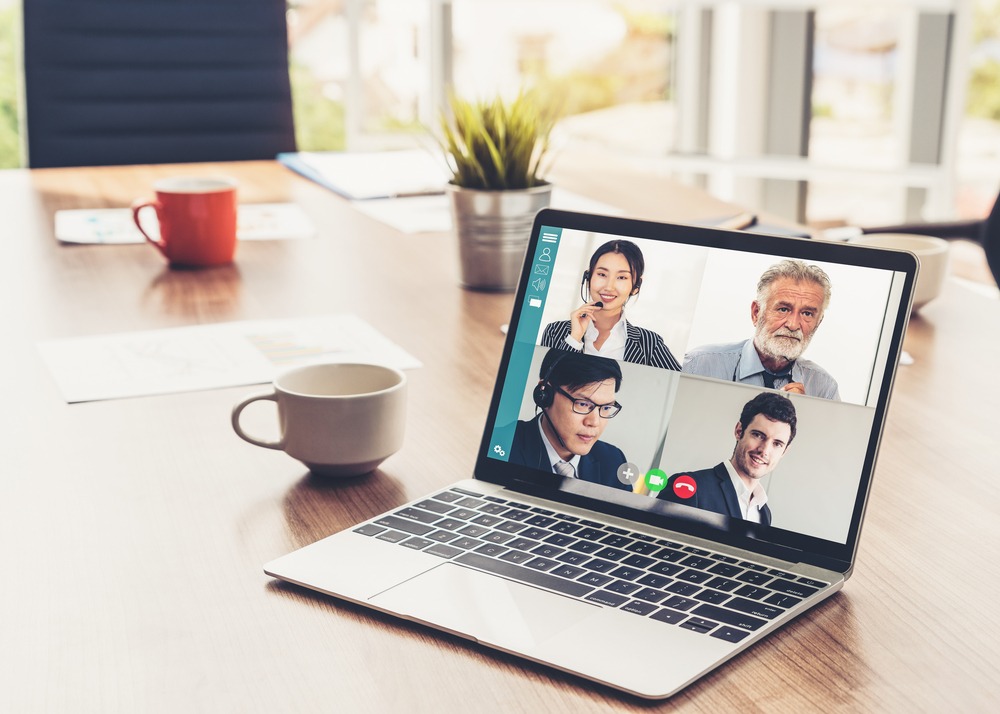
[508,416,630,492]
[655,462,772,525]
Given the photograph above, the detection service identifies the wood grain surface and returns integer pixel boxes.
[1,158,997,712]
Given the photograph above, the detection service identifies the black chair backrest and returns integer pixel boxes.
[23,0,297,168]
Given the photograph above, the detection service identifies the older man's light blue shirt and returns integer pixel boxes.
[683,338,840,400]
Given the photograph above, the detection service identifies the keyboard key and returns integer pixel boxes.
[651,608,686,625]
[655,538,683,548]
[707,563,743,577]
[530,544,565,559]
[576,528,605,541]
[798,577,829,588]
[663,596,699,611]
[606,580,641,595]
[519,527,551,541]
[594,547,629,561]
[599,534,633,548]
[433,518,467,531]
[695,590,731,605]
[373,515,434,536]
[481,531,515,544]
[413,499,454,514]
[666,581,701,596]
[552,565,587,580]
[649,562,683,577]
[530,506,555,515]
[375,529,409,543]
[499,550,533,565]
[568,540,603,554]
[455,497,486,508]
[711,626,751,643]
[524,557,559,572]
[625,541,660,556]
[706,576,741,592]
[455,552,595,597]
[767,580,819,598]
[427,530,460,543]
[652,548,686,563]
[494,521,527,534]
[556,551,590,565]
[765,593,802,609]
[604,526,629,535]
[353,524,385,536]
[578,572,614,587]
[507,537,540,551]
[633,588,669,604]
[585,590,628,607]
[471,514,505,527]
[677,569,712,584]
[710,554,740,564]
[550,521,582,534]
[680,617,717,634]
[632,533,655,542]
[637,573,672,589]
[692,603,767,631]
[621,601,658,616]
[474,543,509,558]
[433,491,464,503]
[739,561,768,572]
[683,546,710,556]
[458,525,490,538]
[543,533,576,547]
[608,566,644,581]
[426,543,463,559]
[450,537,484,550]
[768,568,796,579]
[726,597,784,620]
[526,515,557,528]
[583,558,617,573]
[394,507,442,524]
[400,537,435,550]
[680,555,714,570]
[579,519,604,528]
[502,508,532,521]
[622,554,655,569]
[737,571,773,586]
[448,508,479,520]
[451,487,484,497]
[735,585,769,600]
[476,503,509,515]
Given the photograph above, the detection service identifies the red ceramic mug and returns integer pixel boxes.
[132,177,238,268]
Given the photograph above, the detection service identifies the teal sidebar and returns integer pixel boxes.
[487,226,562,461]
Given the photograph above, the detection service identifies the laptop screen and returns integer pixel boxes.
[476,209,916,572]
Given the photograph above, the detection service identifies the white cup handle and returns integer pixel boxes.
[231,391,284,450]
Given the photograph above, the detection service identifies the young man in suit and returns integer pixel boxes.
[657,392,798,524]
[509,349,631,491]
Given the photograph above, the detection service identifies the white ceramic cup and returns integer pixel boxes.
[848,233,950,312]
[231,363,407,477]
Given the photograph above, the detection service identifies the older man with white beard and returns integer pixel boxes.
[683,260,840,400]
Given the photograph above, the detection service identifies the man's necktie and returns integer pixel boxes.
[553,460,576,478]
[762,371,790,389]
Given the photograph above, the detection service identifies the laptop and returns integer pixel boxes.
[265,209,917,699]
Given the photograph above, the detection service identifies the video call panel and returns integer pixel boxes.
[488,224,907,546]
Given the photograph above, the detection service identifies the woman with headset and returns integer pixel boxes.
[540,239,681,369]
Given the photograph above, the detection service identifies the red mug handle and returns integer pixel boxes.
[131,198,168,258]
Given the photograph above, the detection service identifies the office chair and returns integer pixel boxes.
[859,190,1000,287]
[23,0,297,168]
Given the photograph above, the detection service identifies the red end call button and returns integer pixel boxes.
[672,475,697,499]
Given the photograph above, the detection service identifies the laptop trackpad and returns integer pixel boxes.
[369,562,600,651]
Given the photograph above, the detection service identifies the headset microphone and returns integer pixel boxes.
[593,301,603,309]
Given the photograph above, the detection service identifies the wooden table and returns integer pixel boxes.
[1,158,997,712]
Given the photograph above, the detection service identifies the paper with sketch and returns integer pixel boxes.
[38,315,422,403]
[55,203,316,245]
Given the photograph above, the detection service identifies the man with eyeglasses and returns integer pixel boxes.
[509,350,631,491]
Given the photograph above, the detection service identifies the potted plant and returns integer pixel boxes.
[438,90,557,291]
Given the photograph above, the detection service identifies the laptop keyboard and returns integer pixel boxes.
[354,487,829,644]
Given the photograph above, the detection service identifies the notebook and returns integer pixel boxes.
[265,209,917,699]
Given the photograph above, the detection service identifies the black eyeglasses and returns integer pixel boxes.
[555,387,622,418]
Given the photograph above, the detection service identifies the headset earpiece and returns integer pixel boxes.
[532,380,554,409]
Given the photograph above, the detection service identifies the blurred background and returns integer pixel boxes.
[3,0,997,241]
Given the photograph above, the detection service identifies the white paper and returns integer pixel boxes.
[55,203,317,245]
[351,188,623,234]
[296,149,450,200]
[38,315,421,403]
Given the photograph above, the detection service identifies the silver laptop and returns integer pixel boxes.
[265,209,917,699]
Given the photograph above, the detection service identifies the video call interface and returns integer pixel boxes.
[487,223,909,546]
